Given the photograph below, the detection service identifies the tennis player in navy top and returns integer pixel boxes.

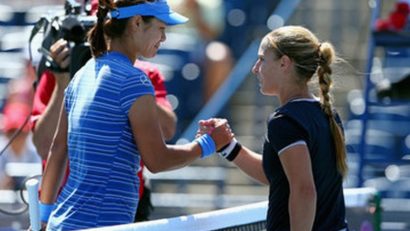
[200,26,349,231]
[39,0,233,230]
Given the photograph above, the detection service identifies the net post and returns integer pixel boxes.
[26,178,41,231]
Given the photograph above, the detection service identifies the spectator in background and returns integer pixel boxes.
[220,0,280,59]
[0,77,40,190]
[168,0,234,101]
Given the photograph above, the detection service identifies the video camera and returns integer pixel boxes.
[29,0,96,81]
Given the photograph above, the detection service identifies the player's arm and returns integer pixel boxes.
[40,102,68,204]
[231,146,269,185]
[155,103,176,141]
[40,100,68,223]
[196,118,269,185]
[280,144,316,231]
[129,95,232,173]
[198,119,269,185]
[39,101,68,227]
[147,65,177,141]
[268,116,316,230]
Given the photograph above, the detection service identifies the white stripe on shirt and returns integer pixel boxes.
[277,140,307,155]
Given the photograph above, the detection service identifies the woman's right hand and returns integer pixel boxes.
[196,119,215,138]
[197,118,234,150]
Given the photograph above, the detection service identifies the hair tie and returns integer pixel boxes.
[317,43,325,65]
[97,5,109,22]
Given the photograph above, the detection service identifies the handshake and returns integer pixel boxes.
[195,118,242,161]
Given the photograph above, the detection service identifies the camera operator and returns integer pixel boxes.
[31,8,177,221]
[31,39,71,161]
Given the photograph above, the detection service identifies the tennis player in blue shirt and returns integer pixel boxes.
[39,0,233,230]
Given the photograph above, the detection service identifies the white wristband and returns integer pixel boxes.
[218,138,238,158]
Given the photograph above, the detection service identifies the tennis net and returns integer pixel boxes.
[83,187,380,231]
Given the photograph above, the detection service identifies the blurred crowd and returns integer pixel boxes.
[0,62,40,190]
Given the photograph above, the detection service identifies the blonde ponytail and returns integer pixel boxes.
[317,42,348,178]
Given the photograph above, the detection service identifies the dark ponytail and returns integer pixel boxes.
[87,0,149,57]
[87,0,113,57]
